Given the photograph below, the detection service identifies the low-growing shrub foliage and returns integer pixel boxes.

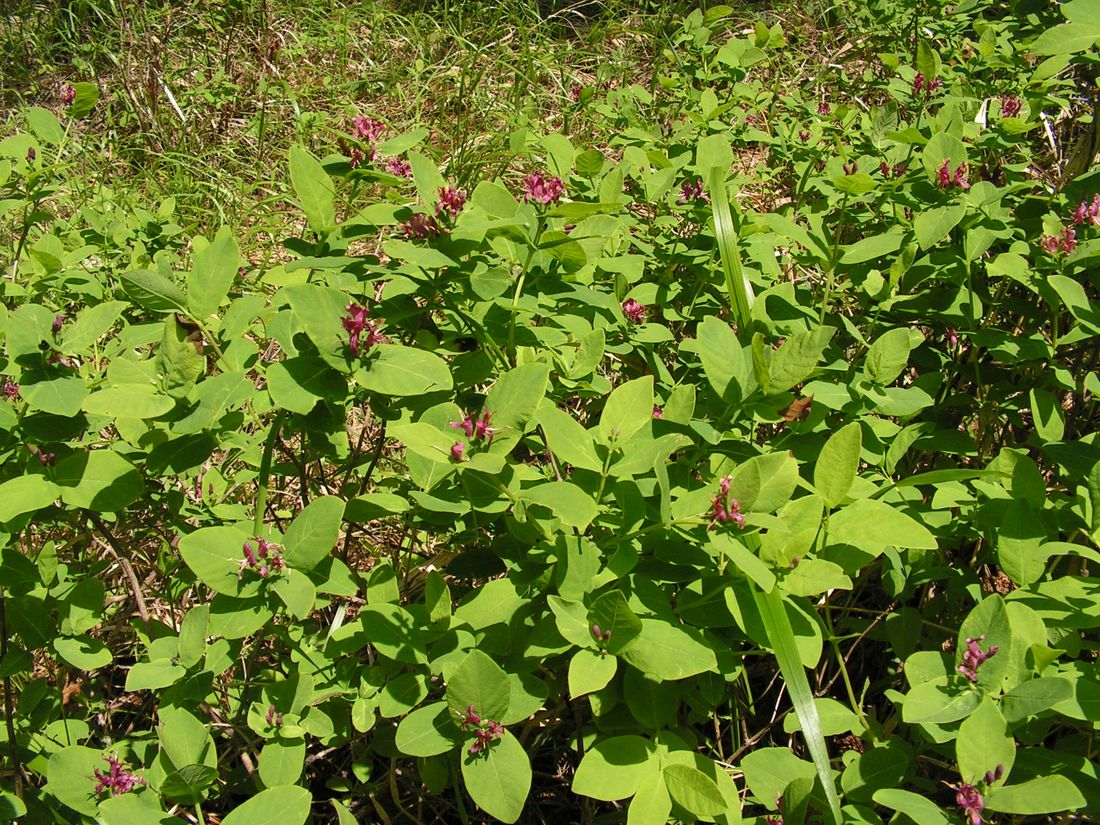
[0,0,1099,823]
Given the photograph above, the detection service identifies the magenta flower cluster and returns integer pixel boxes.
[437,186,467,220]
[957,635,998,682]
[92,754,146,798]
[621,298,646,324]
[522,172,565,205]
[1000,95,1022,118]
[955,783,984,825]
[239,536,286,579]
[265,704,284,726]
[450,410,494,462]
[1,379,18,400]
[677,178,709,204]
[342,302,386,356]
[913,73,943,96]
[879,161,908,179]
[710,475,745,529]
[60,84,76,106]
[936,158,970,190]
[460,705,505,755]
[1041,196,1097,255]
[591,623,612,646]
[403,213,443,239]
[384,156,412,178]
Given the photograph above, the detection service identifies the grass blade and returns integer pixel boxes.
[706,167,754,334]
[753,586,842,825]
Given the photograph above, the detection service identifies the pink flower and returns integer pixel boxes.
[622,298,646,324]
[342,302,385,356]
[1041,234,1060,254]
[936,159,969,190]
[60,84,76,106]
[351,115,384,143]
[436,186,467,219]
[709,475,744,529]
[957,635,999,682]
[2,379,19,400]
[451,411,494,442]
[955,783,984,825]
[1070,194,1100,226]
[569,84,583,102]
[677,178,709,204]
[652,405,663,419]
[817,101,831,115]
[450,442,465,462]
[522,172,565,205]
[913,73,925,95]
[93,755,146,797]
[383,156,412,178]
[402,213,443,239]
[799,130,811,142]
[347,145,365,168]
[1001,95,1022,117]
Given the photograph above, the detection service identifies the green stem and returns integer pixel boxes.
[820,194,850,323]
[510,218,544,363]
[254,412,285,535]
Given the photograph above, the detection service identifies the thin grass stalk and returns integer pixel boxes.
[753,586,843,825]
[706,167,754,336]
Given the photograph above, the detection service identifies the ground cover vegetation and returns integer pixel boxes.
[0,0,1099,822]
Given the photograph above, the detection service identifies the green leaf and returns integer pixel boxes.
[55,450,143,512]
[485,363,550,436]
[266,356,346,414]
[914,204,966,250]
[873,789,949,825]
[828,499,937,553]
[814,422,861,508]
[765,326,834,393]
[588,590,643,654]
[599,375,653,444]
[158,707,216,769]
[282,496,344,570]
[396,702,461,757]
[1031,22,1100,55]
[289,143,336,234]
[568,648,617,697]
[958,595,1012,691]
[628,773,673,825]
[984,775,1086,814]
[0,475,59,522]
[20,375,87,417]
[1029,388,1065,442]
[221,786,312,825]
[840,229,904,264]
[728,451,799,513]
[522,481,597,530]
[782,558,852,597]
[83,384,175,419]
[97,794,187,825]
[864,328,913,385]
[121,269,188,313]
[662,764,727,817]
[997,504,1047,586]
[957,698,1014,784]
[697,315,744,400]
[754,588,842,825]
[901,680,981,724]
[1001,676,1074,723]
[536,405,602,472]
[46,746,104,816]
[695,133,734,172]
[60,301,126,352]
[408,150,448,210]
[573,735,660,801]
[67,82,100,118]
[619,618,716,680]
[179,525,257,597]
[357,345,453,396]
[173,371,252,434]
[257,739,306,787]
[125,660,186,692]
[157,315,206,396]
[188,227,241,318]
[53,635,111,669]
[461,730,531,824]
[447,649,511,722]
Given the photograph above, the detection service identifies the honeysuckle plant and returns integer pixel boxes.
[0,0,1099,823]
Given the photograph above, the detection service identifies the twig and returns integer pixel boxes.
[89,514,150,631]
